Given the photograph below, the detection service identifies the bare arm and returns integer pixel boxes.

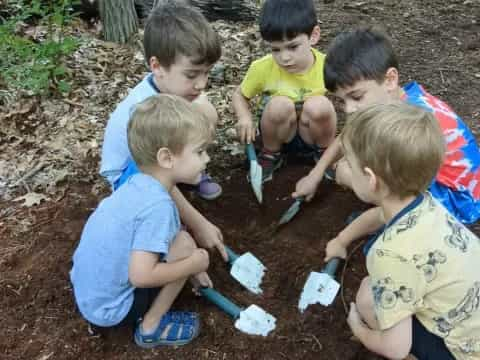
[170,186,228,261]
[325,207,385,262]
[293,136,344,200]
[232,86,256,144]
[171,186,205,230]
[310,136,343,180]
[129,249,208,288]
[348,303,412,359]
[337,207,384,247]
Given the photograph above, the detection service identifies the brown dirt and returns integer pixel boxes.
[1,0,480,359]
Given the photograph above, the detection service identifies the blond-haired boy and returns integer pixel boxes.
[327,103,480,359]
[71,94,218,348]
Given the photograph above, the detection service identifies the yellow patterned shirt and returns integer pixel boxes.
[367,193,480,359]
[240,48,326,103]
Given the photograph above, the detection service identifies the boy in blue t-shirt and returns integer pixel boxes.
[71,94,219,348]
[101,1,222,200]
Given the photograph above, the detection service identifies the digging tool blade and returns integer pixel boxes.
[246,143,263,204]
[199,287,276,336]
[235,305,276,336]
[298,258,341,312]
[226,246,265,294]
[278,197,305,226]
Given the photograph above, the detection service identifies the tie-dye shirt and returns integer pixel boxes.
[402,82,480,223]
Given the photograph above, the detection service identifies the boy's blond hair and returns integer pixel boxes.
[128,94,214,167]
[144,0,221,68]
[341,103,445,198]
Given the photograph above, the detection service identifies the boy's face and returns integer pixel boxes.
[151,55,214,102]
[172,139,210,185]
[268,26,320,74]
[334,79,394,114]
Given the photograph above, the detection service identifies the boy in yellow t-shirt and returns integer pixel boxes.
[327,103,480,359]
[232,0,336,182]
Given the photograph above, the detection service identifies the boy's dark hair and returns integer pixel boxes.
[324,28,399,92]
[144,0,221,68]
[259,0,317,42]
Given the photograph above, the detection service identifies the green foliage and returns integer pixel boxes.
[0,0,81,96]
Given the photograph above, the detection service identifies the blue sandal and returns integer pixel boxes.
[134,311,200,348]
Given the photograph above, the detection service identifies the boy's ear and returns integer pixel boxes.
[384,67,399,92]
[309,25,321,46]
[364,166,379,191]
[156,147,173,169]
[149,56,167,77]
[365,166,391,197]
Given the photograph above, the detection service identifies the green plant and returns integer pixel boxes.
[0,0,81,96]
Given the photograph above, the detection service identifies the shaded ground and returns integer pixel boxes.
[1,0,479,359]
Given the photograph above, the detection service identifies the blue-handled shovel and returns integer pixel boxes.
[225,246,266,295]
[298,257,341,312]
[278,196,305,226]
[246,143,263,204]
[199,287,276,336]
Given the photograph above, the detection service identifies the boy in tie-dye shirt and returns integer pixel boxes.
[294,28,480,224]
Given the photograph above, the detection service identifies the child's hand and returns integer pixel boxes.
[190,271,213,294]
[236,117,256,144]
[324,237,347,262]
[193,221,228,262]
[292,173,321,201]
[189,248,210,274]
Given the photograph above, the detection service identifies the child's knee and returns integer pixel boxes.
[262,96,296,125]
[203,102,218,125]
[194,95,218,125]
[356,277,378,329]
[301,97,337,147]
[356,277,374,307]
[168,231,197,261]
[302,96,336,125]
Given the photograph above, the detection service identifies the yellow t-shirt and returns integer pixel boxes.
[240,48,326,103]
[367,193,480,359]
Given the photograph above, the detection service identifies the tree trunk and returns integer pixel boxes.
[99,0,138,43]
[139,0,258,22]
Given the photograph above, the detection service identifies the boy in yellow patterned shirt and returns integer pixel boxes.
[232,0,336,182]
[326,103,480,359]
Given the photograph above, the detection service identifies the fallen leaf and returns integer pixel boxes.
[14,192,50,207]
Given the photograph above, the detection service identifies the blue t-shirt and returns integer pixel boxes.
[100,74,159,186]
[70,173,180,326]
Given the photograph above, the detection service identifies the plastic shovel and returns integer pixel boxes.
[298,258,341,312]
[225,246,266,295]
[200,287,276,336]
[278,196,305,226]
[246,143,263,204]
